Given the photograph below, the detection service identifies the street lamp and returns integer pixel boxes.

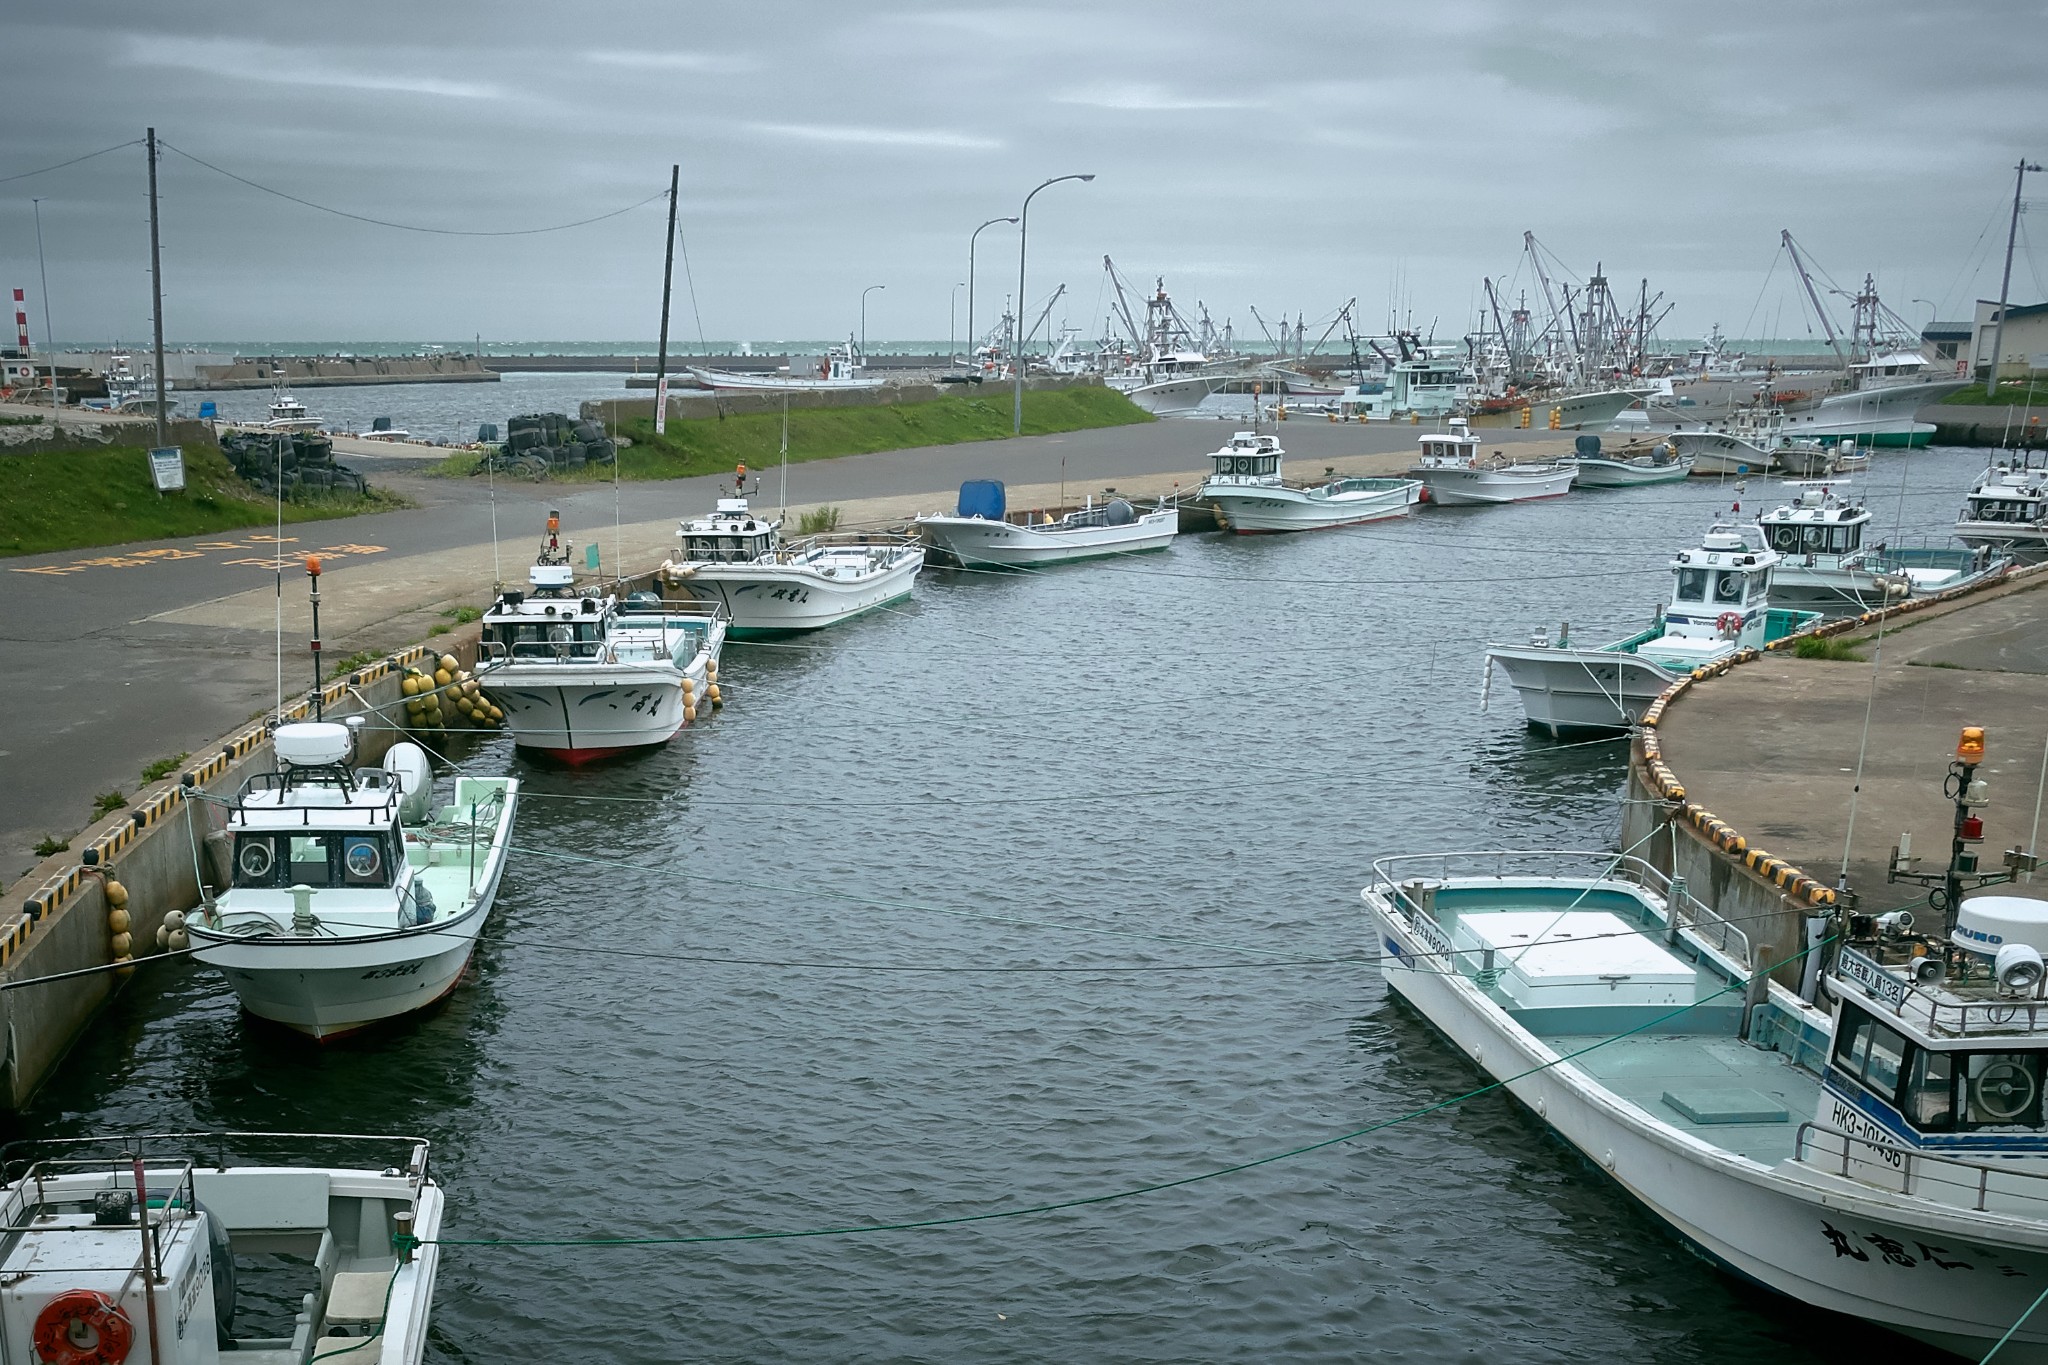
[950,281,965,366]
[1015,174,1095,433]
[967,215,1016,376]
[861,284,885,361]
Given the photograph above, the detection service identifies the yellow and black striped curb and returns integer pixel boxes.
[6,642,438,968]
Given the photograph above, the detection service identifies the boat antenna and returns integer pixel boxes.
[274,433,284,722]
[779,389,789,523]
[306,554,324,722]
[612,416,623,590]
[488,436,501,590]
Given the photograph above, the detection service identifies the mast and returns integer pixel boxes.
[145,128,168,448]
[653,164,679,435]
[1780,230,1847,373]
[1987,159,2044,392]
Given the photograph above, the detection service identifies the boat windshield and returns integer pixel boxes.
[1712,571,1744,605]
[1675,567,1708,602]
[1835,1003,2048,1133]
[233,831,395,889]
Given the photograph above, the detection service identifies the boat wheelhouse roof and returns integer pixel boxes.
[1757,486,1869,526]
[1850,351,1932,373]
[1672,525,1776,570]
[1830,942,2048,1048]
[1214,431,1282,455]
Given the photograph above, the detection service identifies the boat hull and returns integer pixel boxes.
[1484,644,1682,735]
[917,508,1178,566]
[1203,479,1422,533]
[1413,464,1576,505]
[667,550,923,636]
[1112,376,1216,415]
[1570,456,1692,488]
[1956,522,2048,564]
[1669,431,1777,475]
[687,366,882,392]
[480,667,697,758]
[1369,899,2048,1361]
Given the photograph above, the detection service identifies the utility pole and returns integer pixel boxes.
[146,128,168,448]
[1987,159,2043,394]
[32,200,57,427]
[654,164,679,436]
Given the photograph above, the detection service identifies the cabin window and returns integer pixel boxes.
[288,834,334,887]
[1713,571,1743,604]
[1963,1052,2043,1128]
[342,834,392,888]
[1832,1005,1909,1106]
[1766,525,1797,552]
[233,834,281,888]
[1676,568,1707,602]
[1905,1048,1955,1131]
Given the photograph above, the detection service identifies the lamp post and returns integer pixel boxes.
[1014,175,1095,434]
[860,284,885,362]
[967,215,1016,375]
[949,281,965,366]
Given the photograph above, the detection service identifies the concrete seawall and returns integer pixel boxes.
[1620,562,2048,993]
[191,355,499,390]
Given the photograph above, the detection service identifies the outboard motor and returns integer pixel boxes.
[1574,433,1602,458]
[384,742,434,826]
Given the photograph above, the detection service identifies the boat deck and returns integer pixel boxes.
[1546,1031,1820,1165]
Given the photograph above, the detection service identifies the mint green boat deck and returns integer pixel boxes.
[1545,1031,1822,1164]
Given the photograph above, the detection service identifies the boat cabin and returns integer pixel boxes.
[226,724,411,899]
[1206,432,1283,484]
[1757,486,1871,561]
[1386,354,1472,416]
[674,497,780,564]
[1413,417,1481,468]
[1962,462,2048,527]
[481,562,613,662]
[1850,350,1933,391]
[1667,527,1775,628]
[1821,896,2048,1162]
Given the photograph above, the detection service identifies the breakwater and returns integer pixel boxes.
[583,374,1098,426]
[191,354,499,390]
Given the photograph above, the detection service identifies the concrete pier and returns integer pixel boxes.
[1622,567,2048,987]
[190,354,498,390]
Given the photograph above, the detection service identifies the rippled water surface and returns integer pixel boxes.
[22,450,1985,1361]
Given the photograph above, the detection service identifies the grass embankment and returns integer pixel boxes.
[0,444,409,557]
[426,386,1154,480]
[1941,380,2048,406]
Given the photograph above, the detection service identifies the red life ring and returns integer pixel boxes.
[34,1291,133,1365]
[1716,612,1743,636]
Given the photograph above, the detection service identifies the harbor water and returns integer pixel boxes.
[14,450,1982,1361]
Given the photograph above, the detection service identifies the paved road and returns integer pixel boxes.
[0,416,1559,872]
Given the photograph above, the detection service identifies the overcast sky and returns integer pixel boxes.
[2,0,2044,347]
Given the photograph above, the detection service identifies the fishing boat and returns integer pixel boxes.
[187,719,518,1039]
[1363,841,2048,1360]
[0,1132,444,1363]
[916,479,1178,565]
[1774,439,1841,479]
[1569,435,1693,487]
[1956,453,2048,562]
[661,495,923,637]
[1778,352,1961,448]
[689,339,883,392]
[262,379,324,433]
[1408,418,1576,505]
[1751,483,2002,610]
[1484,526,1819,735]
[1669,405,1784,476]
[1196,430,1421,533]
[475,514,726,759]
[1542,386,1659,428]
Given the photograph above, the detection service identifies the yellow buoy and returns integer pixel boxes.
[401,676,420,697]
[439,653,458,674]
[434,668,453,687]
[110,931,132,956]
[105,880,129,909]
[108,907,131,934]
[488,704,503,721]
[681,677,695,696]
[707,660,718,679]
[708,684,722,706]
[113,955,135,977]
[684,704,697,723]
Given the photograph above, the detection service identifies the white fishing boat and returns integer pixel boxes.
[475,514,727,759]
[1748,482,2005,610]
[689,340,883,392]
[1196,430,1421,533]
[1364,840,2048,1361]
[661,495,923,637]
[916,479,1178,565]
[1484,526,1819,735]
[1408,418,1576,505]
[1956,454,2048,562]
[262,379,324,433]
[1669,405,1785,476]
[1779,352,1962,448]
[1774,439,1841,479]
[1543,386,1658,428]
[187,720,518,1039]
[0,1132,444,1364]
[1569,435,1693,487]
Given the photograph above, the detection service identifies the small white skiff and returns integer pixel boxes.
[188,721,518,1039]
[917,481,1178,566]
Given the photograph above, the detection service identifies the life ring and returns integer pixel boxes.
[34,1290,133,1365]
[1716,612,1743,637]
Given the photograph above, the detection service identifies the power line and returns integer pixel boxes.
[0,139,142,185]
[158,141,668,237]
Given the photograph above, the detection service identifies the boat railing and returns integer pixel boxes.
[1793,1122,2048,1218]
[1830,947,2048,1038]
[1368,849,1751,969]
[776,531,922,560]
[1,1132,434,1191]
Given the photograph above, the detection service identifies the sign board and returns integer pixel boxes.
[584,542,601,572]
[1837,946,1908,1010]
[654,377,670,435]
[147,446,186,493]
